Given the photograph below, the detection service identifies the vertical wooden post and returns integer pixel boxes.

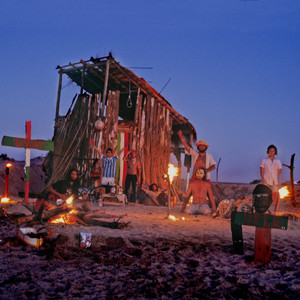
[101,58,110,118]
[186,168,190,192]
[80,65,85,95]
[290,154,296,207]
[216,158,221,183]
[4,164,11,198]
[24,121,31,203]
[231,211,244,254]
[177,154,182,190]
[55,70,63,123]
[254,227,271,263]
[283,154,296,207]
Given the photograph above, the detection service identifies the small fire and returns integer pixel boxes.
[1,197,10,203]
[169,215,176,221]
[168,215,185,221]
[186,196,193,207]
[279,186,289,199]
[49,209,77,224]
[66,196,74,205]
[168,163,179,184]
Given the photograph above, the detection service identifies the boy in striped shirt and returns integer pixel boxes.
[91,140,126,193]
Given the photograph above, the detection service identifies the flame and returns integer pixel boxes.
[168,163,178,184]
[279,186,289,199]
[168,215,185,221]
[1,197,10,203]
[5,163,12,168]
[66,196,74,205]
[50,216,65,224]
[186,196,193,207]
[49,211,77,224]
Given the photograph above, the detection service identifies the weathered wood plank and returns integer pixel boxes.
[231,213,244,254]
[254,227,271,263]
[2,136,54,151]
[233,212,288,230]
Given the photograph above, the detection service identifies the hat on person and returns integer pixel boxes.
[196,140,209,148]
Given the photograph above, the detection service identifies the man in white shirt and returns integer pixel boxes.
[177,130,216,182]
[260,144,282,213]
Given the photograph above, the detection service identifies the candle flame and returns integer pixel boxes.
[168,163,178,184]
[279,186,289,199]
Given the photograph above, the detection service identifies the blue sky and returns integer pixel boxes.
[0,0,299,183]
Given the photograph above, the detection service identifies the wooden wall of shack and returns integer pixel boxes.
[44,90,174,189]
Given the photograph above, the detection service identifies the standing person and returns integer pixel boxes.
[89,158,102,188]
[177,130,216,182]
[260,144,282,213]
[181,168,217,217]
[123,150,141,203]
[90,139,126,193]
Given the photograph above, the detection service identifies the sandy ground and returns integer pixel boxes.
[0,196,299,299]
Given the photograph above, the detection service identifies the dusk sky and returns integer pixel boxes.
[0,1,299,183]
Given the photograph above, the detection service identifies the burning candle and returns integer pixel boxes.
[4,162,13,198]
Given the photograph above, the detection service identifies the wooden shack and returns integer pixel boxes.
[43,54,196,189]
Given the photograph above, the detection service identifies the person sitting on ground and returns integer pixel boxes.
[150,183,158,192]
[181,168,217,217]
[35,169,90,212]
[140,182,168,206]
[90,139,127,193]
[48,169,80,201]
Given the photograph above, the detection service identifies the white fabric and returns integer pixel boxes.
[260,157,282,186]
[188,148,216,180]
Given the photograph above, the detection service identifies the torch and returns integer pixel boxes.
[164,163,179,218]
[162,173,170,217]
[4,162,12,198]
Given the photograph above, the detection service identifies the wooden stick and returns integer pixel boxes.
[216,158,221,183]
[283,153,296,207]
[101,58,110,118]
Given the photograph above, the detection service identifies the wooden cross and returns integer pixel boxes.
[1,121,54,202]
[231,211,288,263]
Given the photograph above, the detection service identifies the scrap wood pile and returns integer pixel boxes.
[1,201,129,229]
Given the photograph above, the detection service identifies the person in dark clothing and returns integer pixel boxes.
[48,169,80,201]
[123,151,141,203]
